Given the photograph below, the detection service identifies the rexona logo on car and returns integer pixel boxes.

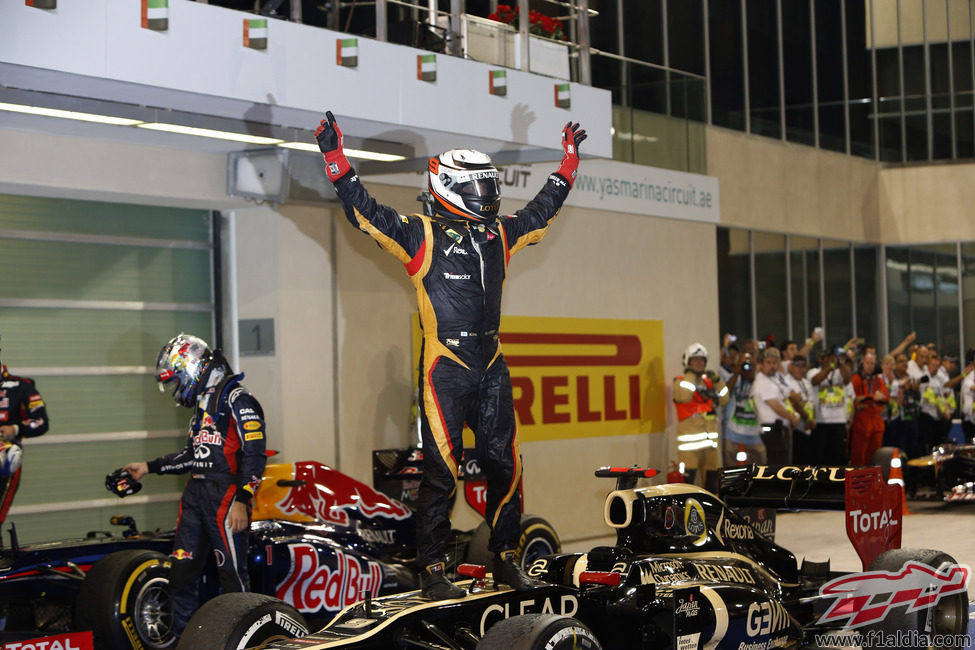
[411,316,665,441]
[263,461,412,526]
[276,543,384,613]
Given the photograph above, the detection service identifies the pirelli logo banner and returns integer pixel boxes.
[411,316,666,442]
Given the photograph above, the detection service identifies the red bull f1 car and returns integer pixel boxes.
[175,464,970,650]
[0,448,559,650]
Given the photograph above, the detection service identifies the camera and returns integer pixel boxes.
[740,361,752,373]
[832,346,845,358]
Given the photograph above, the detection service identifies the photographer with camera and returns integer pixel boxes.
[673,343,730,487]
[807,344,853,465]
[722,339,766,466]
[849,351,889,466]
[752,347,799,465]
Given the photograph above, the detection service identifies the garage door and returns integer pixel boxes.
[0,193,215,543]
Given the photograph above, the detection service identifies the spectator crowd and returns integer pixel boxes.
[674,330,975,487]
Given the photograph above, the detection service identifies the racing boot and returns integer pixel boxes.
[492,550,534,592]
[419,562,466,600]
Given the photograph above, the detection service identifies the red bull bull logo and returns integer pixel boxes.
[276,543,384,613]
[274,461,411,527]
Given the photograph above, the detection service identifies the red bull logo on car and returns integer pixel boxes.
[276,543,384,613]
[256,461,411,527]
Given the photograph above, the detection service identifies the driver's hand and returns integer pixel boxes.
[229,501,249,534]
[123,462,149,481]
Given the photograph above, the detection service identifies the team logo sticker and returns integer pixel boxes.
[684,499,707,546]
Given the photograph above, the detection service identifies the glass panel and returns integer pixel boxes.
[668,0,705,76]
[790,236,821,340]
[630,66,668,115]
[783,0,815,145]
[962,243,975,360]
[0,240,212,303]
[822,239,853,347]
[847,1,873,157]
[626,0,664,65]
[753,232,787,346]
[933,244,960,355]
[876,44,904,161]
[908,247,938,345]
[0,309,212,369]
[0,195,209,241]
[886,246,913,346]
[816,0,846,151]
[853,245,880,348]
[15,437,186,507]
[31,375,189,434]
[747,0,781,138]
[717,227,753,340]
[709,0,746,129]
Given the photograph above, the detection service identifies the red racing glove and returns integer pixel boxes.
[555,121,587,188]
[315,111,352,182]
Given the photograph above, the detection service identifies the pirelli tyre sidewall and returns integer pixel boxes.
[467,515,561,570]
[866,548,970,650]
[175,592,309,650]
[74,549,176,650]
[477,613,602,650]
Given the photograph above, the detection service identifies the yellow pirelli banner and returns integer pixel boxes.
[411,316,666,442]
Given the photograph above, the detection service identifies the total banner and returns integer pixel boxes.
[365,158,719,224]
[411,316,666,442]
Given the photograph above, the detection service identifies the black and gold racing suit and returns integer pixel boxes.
[332,168,571,565]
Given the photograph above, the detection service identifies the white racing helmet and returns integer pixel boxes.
[428,149,501,222]
[682,343,708,366]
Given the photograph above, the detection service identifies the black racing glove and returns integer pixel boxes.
[314,111,352,182]
[555,121,587,188]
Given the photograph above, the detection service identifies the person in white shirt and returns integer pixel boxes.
[907,343,932,381]
[782,355,815,463]
[917,352,950,453]
[807,345,853,465]
[752,347,799,464]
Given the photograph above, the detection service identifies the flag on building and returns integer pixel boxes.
[489,70,507,96]
[141,0,168,31]
[417,54,436,82]
[555,83,570,109]
[26,0,57,8]
[243,18,268,50]
[336,38,358,67]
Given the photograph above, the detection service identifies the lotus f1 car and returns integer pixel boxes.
[177,463,970,650]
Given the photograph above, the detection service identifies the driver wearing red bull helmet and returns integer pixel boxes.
[315,111,586,600]
[122,333,267,637]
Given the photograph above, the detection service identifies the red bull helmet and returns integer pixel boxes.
[155,333,213,407]
[428,149,501,222]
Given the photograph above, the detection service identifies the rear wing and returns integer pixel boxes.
[719,464,903,570]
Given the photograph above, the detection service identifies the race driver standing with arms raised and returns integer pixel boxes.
[315,110,585,600]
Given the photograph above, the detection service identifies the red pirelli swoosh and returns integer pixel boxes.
[500,333,642,367]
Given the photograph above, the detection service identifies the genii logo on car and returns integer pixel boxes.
[276,461,411,527]
[276,543,384,614]
[479,595,578,636]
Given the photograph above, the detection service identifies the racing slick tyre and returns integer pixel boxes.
[865,548,970,650]
[477,614,602,650]
[466,515,561,570]
[73,549,175,650]
[175,592,309,650]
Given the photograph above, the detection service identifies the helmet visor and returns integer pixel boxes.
[457,175,500,202]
